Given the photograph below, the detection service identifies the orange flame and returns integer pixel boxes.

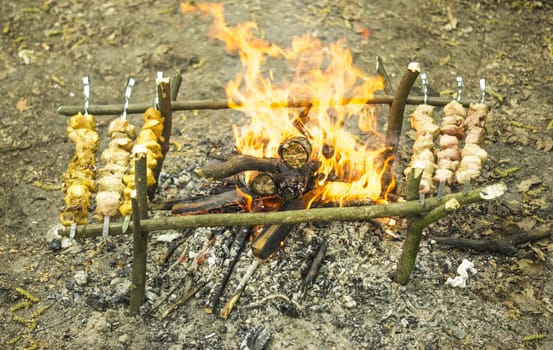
[183,3,392,205]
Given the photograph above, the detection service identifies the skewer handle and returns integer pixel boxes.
[456,76,463,102]
[121,78,136,120]
[420,73,428,105]
[154,71,164,109]
[479,79,486,104]
[82,76,90,115]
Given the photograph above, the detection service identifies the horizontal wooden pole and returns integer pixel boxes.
[57,95,476,116]
[58,183,505,239]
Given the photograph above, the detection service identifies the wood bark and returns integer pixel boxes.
[58,95,477,116]
[63,183,506,239]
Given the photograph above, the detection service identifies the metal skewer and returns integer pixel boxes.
[120,78,136,235]
[154,71,163,110]
[479,78,486,104]
[70,76,91,239]
[456,76,463,102]
[421,73,428,105]
[437,180,446,199]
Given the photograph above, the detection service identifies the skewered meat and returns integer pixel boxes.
[405,105,438,194]
[440,124,464,139]
[455,103,489,184]
[455,155,482,184]
[443,100,466,117]
[439,134,459,149]
[461,143,488,163]
[119,107,165,216]
[464,126,485,145]
[433,100,466,185]
[410,106,440,138]
[60,113,99,226]
[436,147,461,162]
[94,118,137,221]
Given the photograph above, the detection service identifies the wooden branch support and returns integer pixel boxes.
[57,95,477,116]
[385,62,420,157]
[60,183,506,239]
[130,151,149,315]
[149,77,173,200]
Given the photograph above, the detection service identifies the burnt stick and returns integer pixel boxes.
[168,190,247,214]
[251,199,308,259]
[300,240,328,298]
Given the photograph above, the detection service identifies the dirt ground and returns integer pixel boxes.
[1,0,553,349]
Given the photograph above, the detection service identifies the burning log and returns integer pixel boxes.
[249,172,279,197]
[62,183,506,239]
[291,103,313,138]
[168,190,246,214]
[278,136,312,169]
[194,155,282,180]
[251,199,307,259]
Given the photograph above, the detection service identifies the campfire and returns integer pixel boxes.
[54,2,534,319]
[178,2,396,258]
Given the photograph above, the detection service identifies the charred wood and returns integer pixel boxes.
[433,224,551,256]
[300,240,328,299]
[195,155,283,180]
[251,199,307,259]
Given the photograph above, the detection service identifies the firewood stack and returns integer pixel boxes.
[189,135,321,259]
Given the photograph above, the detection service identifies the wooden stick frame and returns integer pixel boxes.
[56,63,501,311]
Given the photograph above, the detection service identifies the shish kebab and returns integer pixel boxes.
[455,79,489,185]
[405,76,489,199]
[94,78,137,239]
[59,77,100,238]
[119,73,166,224]
[404,73,439,203]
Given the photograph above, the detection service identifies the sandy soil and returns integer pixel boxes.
[1,1,553,349]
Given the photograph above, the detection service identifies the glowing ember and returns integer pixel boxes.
[182,2,392,206]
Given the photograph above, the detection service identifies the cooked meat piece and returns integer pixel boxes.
[443,100,466,117]
[455,155,482,184]
[108,118,137,139]
[439,134,459,149]
[461,143,488,163]
[94,191,121,218]
[433,168,455,184]
[437,147,461,161]
[413,133,435,153]
[440,124,464,139]
[441,115,465,128]
[465,127,485,145]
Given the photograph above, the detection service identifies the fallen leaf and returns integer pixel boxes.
[16,98,30,111]
[516,259,543,276]
[516,216,536,231]
[535,136,553,152]
[516,176,542,192]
